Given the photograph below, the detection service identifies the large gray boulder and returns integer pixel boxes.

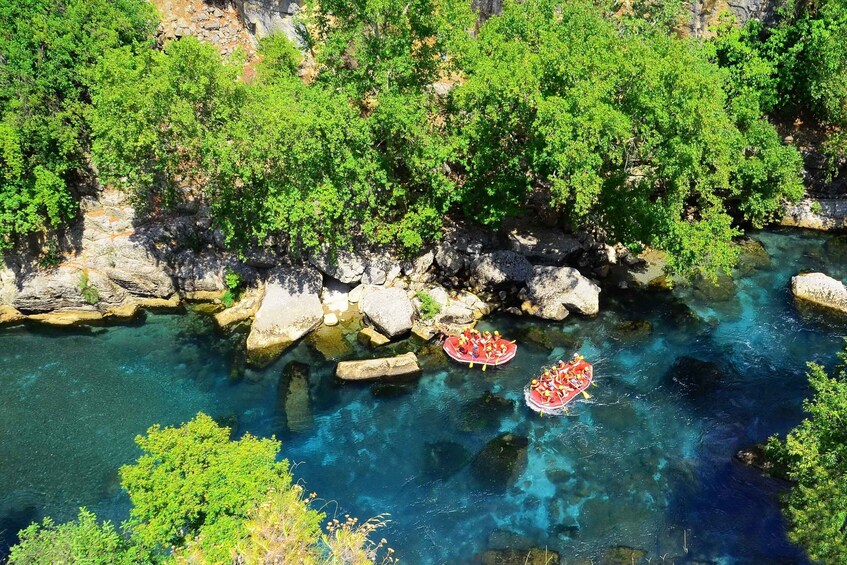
[336,352,420,381]
[246,266,323,366]
[791,272,847,314]
[507,228,582,264]
[781,198,847,231]
[435,241,465,275]
[527,266,600,320]
[360,286,415,337]
[471,251,533,289]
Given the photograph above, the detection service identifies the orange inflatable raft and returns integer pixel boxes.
[524,359,593,415]
[442,335,517,368]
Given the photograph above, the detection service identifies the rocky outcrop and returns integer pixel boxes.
[781,198,847,231]
[506,227,581,265]
[359,286,415,337]
[791,272,847,314]
[234,0,301,43]
[526,266,600,320]
[435,241,465,275]
[246,267,323,366]
[0,305,24,325]
[471,251,533,289]
[156,0,258,57]
[358,326,391,347]
[335,352,420,380]
[13,266,128,313]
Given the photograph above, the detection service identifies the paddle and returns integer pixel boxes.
[581,390,591,399]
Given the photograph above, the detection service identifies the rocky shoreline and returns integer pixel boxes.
[2,188,845,370]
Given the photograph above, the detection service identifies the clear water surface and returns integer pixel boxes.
[1,229,845,563]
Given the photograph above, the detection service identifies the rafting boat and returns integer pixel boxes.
[524,359,593,415]
[442,335,517,368]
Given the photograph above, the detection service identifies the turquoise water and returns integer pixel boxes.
[1,229,845,563]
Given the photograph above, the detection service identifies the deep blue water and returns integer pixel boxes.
[1,229,845,563]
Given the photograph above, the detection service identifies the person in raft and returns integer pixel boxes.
[456,328,508,359]
[530,353,587,398]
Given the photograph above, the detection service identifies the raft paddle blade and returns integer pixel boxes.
[469,362,474,369]
[482,364,487,372]
[581,390,591,399]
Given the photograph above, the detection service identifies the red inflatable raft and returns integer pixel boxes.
[442,336,517,368]
[524,360,593,415]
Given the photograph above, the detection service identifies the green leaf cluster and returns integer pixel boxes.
[765,345,847,563]
[9,413,393,564]
[0,0,156,249]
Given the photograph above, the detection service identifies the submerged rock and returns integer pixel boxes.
[371,381,418,398]
[736,443,789,480]
[520,326,582,352]
[735,237,772,275]
[308,323,354,360]
[600,546,647,565]
[335,352,420,381]
[279,361,312,432]
[422,441,471,480]
[471,432,529,492]
[460,391,516,432]
[474,547,560,565]
[246,267,323,367]
[791,272,847,315]
[358,326,391,347]
[359,286,415,337]
[665,356,727,394]
[691,272,737,303]
[526,266,600,320]
[613,319,653,340]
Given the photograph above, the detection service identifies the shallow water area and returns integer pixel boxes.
[1,229,845,563]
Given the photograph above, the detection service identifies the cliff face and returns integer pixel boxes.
[687,0,775,36]
[233,0,301,43]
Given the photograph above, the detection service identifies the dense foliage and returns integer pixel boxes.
[765,346,847,563]
[0,0,156,249]
[3,0,828,274]
[713,0,847,176]
[9,414,392,564]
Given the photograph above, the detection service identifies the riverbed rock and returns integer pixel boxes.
[471,251,533,289]
[526,266,600,320]
[460,392,516,432]
[357,326,391,347]
[0,305,25,325]
[665,356,727,394]
[791,272,847,314]
[246,267,323,367]
[422,441,471,480]
[736,443,789,480]
[308,323,354,360]
[691,272,737,303]
[279,361,312,432]
[359,286,414,337]
[214,285,265,329]
[507,227,581,264]
[471,432,529,492]
[335,352,420,381]
[28,310,104,326]
[735,237,772,275]
[600,546,647,565]
[474,547,560,565]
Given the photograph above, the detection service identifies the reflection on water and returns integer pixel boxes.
[1,229,845,563]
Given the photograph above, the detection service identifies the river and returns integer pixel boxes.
[1,228,845,563]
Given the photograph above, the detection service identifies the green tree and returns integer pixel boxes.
[120,413,292,561]
[452,0,802,275]
[9,508,135,565]
[765,345,847,563]
[0,0,156,249]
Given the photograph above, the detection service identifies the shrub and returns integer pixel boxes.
[78,269,100,305]
[221,268,242,308]
[416,290,442,320]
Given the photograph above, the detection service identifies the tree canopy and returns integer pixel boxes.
[9,414,392,564]
[765,345,847,563]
